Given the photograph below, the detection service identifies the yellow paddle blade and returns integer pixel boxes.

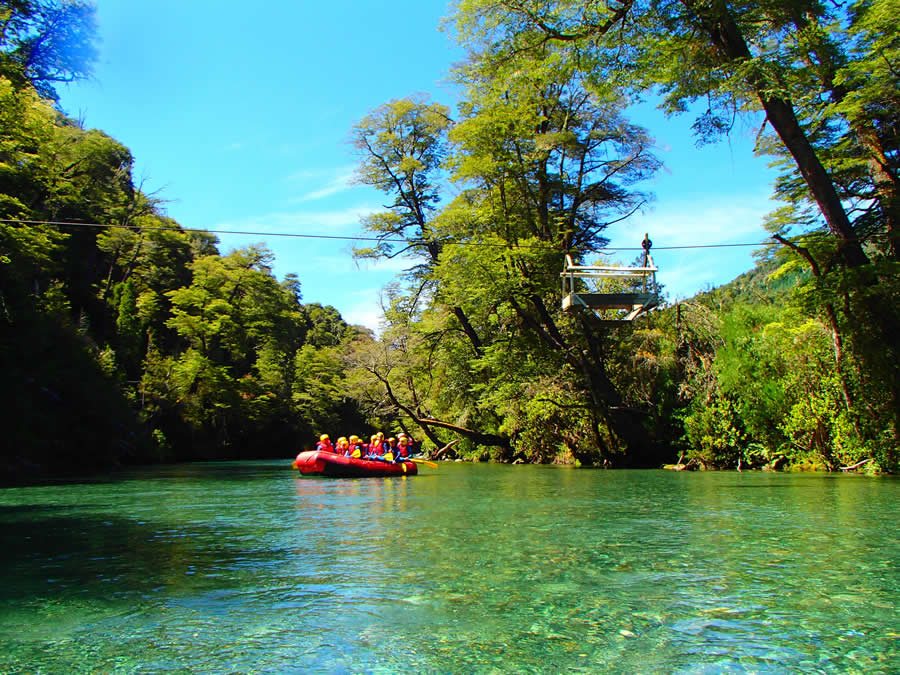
[409,458,439,468]
[383,452,394,462]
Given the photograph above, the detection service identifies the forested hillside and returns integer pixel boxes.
[1,2,370,475]
[2,0,896,478]
[0,82,370,472]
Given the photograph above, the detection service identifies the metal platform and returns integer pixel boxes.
[560,235,659,321]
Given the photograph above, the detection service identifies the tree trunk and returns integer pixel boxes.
[418,418,511,452]
[452,305,484,356]
[371,369,445,449]
[513,291,659,463]
[699,3,870,268]
[786,8,900,263]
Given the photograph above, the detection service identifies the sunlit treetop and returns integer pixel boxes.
[0,0,98,100]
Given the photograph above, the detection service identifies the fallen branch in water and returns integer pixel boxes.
[840,458,873,472]
[434,439,460,459]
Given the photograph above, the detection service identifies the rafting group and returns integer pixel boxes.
[315,431,417,463]
[293,431,425,477]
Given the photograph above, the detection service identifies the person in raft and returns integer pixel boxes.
[366,434,384,459]
[382,433,408,463]
[348,435,365,458]
[335,436,350,455]
[369,432,403,463]
[316,434,334,453]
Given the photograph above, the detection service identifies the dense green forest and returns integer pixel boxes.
[2,0,897,479]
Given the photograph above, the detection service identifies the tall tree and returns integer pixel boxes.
[347,42,662,462]
[451,0,883,265]
[436,40,661,461]
[450,0,899,462]
[350,95,452,267]
[349,96,491,380]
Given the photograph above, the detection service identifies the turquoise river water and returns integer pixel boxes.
[1,462,898,673]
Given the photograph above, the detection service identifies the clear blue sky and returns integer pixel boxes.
[58,0,780,330]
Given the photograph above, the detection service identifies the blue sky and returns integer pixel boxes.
[58,0,780,331]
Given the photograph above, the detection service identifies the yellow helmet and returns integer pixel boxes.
[319,434,329,441]
[337,436,347,443]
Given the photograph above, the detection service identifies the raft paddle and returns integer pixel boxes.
[409,457,438,468]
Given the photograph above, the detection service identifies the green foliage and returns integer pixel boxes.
[445,0,899,472]
[667,268,897,472]
[1,73,368,474]
[342,31,666,464]
[714,304,790,448]
[292,344,346,436]
[350,95,451,268]
[0,77,67,306]
[3,0,897,476]
[303,302,351,347]
[682,393,746,469]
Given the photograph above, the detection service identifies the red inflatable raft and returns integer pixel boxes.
[292,450,418,477]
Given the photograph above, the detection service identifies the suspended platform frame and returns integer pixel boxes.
[561,235,659,322]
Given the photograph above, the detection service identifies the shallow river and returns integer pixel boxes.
[1,462,898,673]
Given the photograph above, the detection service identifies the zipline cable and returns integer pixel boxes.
[0,217,880,252]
